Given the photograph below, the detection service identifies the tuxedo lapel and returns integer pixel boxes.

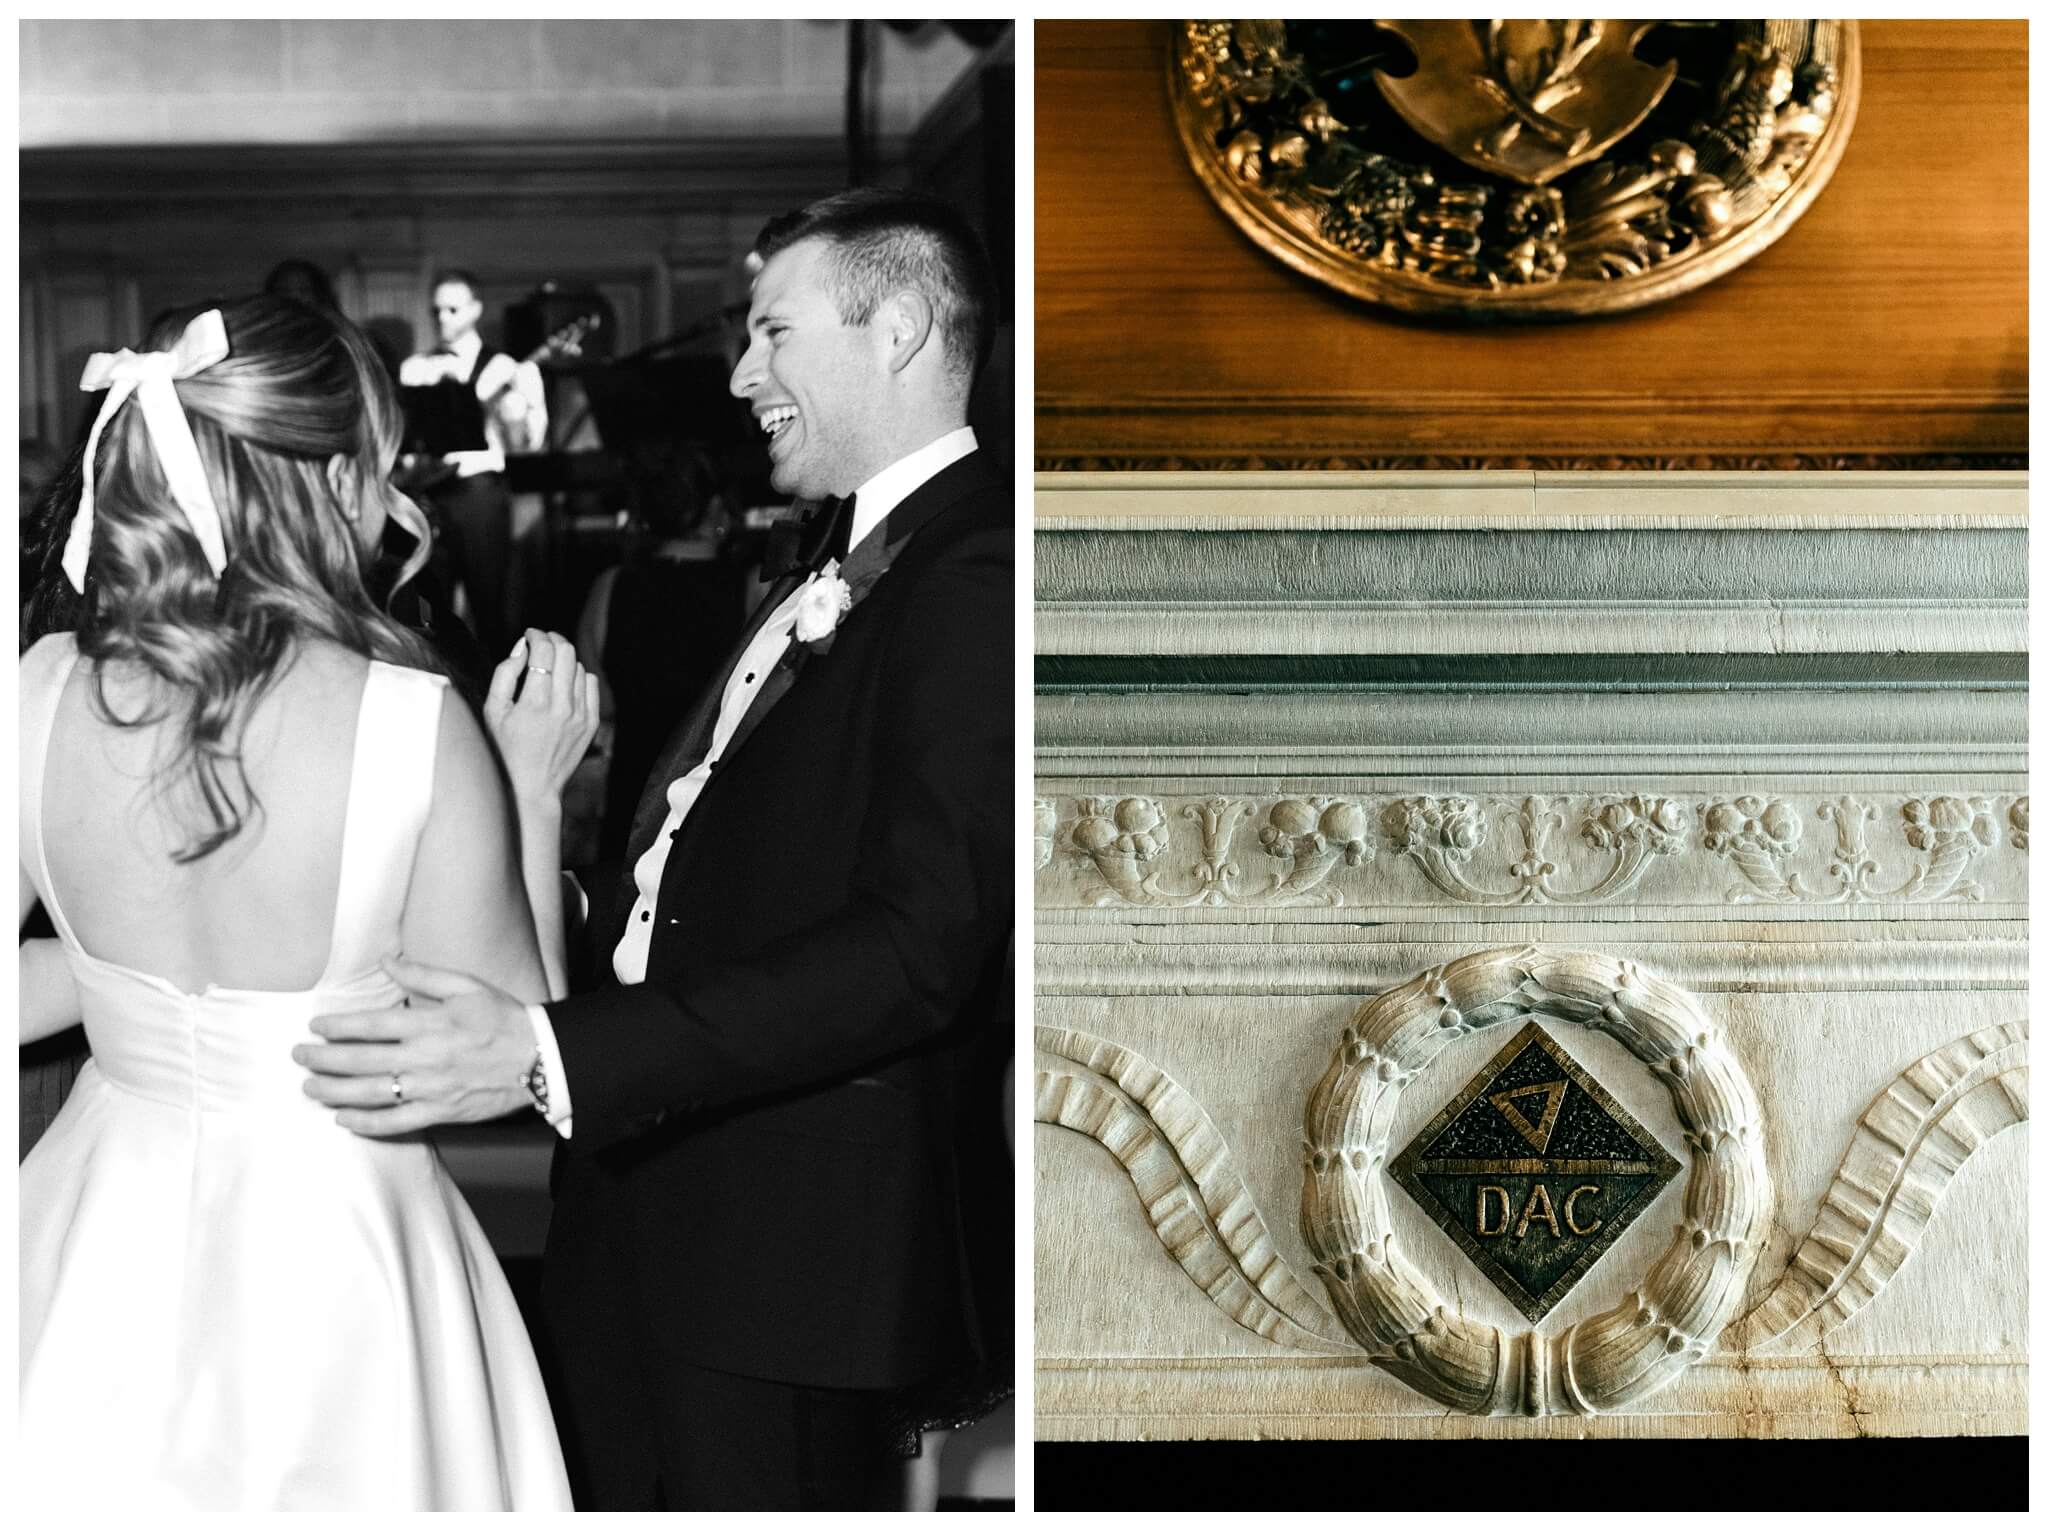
[714,620,808,769]
[617,565,805,876]
[713,452,995,775]
[847,451,989,589]
[614,494,850,872]
[609,453,994,956]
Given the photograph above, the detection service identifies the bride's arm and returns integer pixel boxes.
[19,867,81,1045]
[481,632,599,1002]
[20,937,81,1045]
[401,688,549,1004]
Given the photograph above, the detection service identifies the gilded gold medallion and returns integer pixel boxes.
[1170,19,1859,317]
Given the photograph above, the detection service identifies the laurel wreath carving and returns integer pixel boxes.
[1035,951,2030,1418]
[1299,946,1768,1416]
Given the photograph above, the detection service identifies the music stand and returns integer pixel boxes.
[399,381,490,457]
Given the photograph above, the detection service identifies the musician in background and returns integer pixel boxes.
[400,269,547,651]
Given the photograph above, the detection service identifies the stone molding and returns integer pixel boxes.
[1036,689,2028,780]
[1035,469,2029,528]
[1033,470,2029,1439]
[1037,472,2026,666]
[1035,929,2028,997]
[1034,1356,2027,1441]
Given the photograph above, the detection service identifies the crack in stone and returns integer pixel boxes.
[1813,1335,1868,1439]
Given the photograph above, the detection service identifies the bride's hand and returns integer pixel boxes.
[483,630,599,806]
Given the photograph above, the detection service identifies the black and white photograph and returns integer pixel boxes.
[19,18,1016,1511]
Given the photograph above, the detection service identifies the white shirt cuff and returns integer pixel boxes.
[525,1002,574,1139]
[448,447,506,477]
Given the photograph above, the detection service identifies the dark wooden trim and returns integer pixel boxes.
[20,138,899,215]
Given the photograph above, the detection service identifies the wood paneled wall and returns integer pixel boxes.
[21,20,977,147]
[1035,21,2026,468]
[18,141,876,451]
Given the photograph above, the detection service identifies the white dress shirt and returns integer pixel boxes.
[398,331,547,475]
[526,425,976,1136]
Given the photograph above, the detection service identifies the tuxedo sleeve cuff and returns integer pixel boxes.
[448,448,506,477]
[526,1002,574,1139]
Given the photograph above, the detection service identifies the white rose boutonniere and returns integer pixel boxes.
[794,560,855,647]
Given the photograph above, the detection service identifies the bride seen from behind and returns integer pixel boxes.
[18,295,587,1509]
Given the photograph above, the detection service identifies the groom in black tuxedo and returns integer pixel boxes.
[300,188,1011,1508]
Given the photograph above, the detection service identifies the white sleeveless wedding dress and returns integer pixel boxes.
[17,634,572,1511]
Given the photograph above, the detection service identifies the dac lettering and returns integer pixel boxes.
[1474,1183,1604,1238]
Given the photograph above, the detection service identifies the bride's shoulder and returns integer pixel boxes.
[20,630,79,674]
[279,644,450,767]
[264,639,364,711]
[18,632,81,714]
[291,640,446,698]
[286,636,368,676]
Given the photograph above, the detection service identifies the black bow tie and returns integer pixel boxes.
[762,493,856,580]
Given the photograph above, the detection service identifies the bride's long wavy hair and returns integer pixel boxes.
[74,294,443,864]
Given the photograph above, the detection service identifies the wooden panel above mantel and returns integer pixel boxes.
[1035,20,2027,469]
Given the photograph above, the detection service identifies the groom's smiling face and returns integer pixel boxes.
[730,237,885,501]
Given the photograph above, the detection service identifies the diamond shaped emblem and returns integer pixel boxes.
[1388,1021,1679,1322]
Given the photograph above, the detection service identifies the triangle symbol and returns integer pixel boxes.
[1487,1079,1568,1153]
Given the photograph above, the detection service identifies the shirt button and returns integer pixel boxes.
[639,910,651,922]
[744,672,756,683]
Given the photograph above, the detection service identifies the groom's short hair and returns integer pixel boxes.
[750,187,995,385]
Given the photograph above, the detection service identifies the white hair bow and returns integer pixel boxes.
[62,308,233,593]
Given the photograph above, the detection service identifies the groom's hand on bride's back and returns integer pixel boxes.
[294,959,536,1137]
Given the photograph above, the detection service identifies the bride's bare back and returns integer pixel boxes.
[39,639,542,1000]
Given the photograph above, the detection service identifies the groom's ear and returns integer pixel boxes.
[879,289,936,376]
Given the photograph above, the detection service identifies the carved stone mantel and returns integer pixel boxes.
[1033,471,2028,1440]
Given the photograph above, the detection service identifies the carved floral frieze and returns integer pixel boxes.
[1037,791,2027,911]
